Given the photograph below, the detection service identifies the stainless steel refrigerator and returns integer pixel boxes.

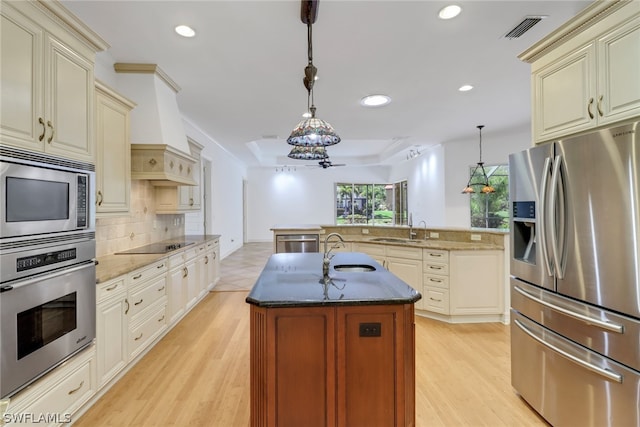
[509,121,640,426]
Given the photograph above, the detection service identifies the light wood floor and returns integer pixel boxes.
[75,243,548,426]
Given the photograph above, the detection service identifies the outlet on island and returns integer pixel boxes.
[359,322,382,337]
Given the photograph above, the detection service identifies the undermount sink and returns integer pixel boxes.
[370,237,418,244]
[333,264,376,272]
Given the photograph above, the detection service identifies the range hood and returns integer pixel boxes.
[115,63,196,186]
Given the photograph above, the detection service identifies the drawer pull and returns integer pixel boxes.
[133,274,142,280]
[68,380,84,395]
[157,263,165,269]
[429,297,442,302]
[429,253,443,257]
[429,278,443,283]
[134,332,143,341]
[105,283,119,291]
[157,286,165,292]
[429,266,443,270]
[134,299,144,306]
[158,315,165,322]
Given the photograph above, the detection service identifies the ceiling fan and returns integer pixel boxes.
[307,159,346,169]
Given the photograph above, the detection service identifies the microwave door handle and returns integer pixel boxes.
[549,155,565,279]
[539,156,554,277]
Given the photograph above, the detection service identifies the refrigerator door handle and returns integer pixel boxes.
[549,155,566,279]
[513,284,624,333]
[514,319,623,383]
[539,156,554,277]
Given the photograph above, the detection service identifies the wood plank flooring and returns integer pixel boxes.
[74,243,548,426]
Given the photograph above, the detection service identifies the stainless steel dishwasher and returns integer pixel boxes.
[276,234,319,253]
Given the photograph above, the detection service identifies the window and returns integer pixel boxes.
[335,180,407,226]
[469,164,509,229]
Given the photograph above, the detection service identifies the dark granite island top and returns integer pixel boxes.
[245,252,421,307]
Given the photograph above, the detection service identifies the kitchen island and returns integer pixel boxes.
[246,251,421,427]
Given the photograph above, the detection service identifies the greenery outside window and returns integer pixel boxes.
[336,181,407,225]
[469,164,509,229]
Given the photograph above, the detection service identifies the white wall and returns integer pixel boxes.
[246,166,390,242]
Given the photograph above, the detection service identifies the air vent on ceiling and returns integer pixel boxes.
[504,15,547,39]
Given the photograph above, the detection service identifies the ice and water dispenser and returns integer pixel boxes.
[512,201,536,265]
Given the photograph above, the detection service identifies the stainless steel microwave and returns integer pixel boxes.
[0,147,95,240]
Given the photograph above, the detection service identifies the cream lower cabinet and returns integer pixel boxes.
[167,252,187,325]
[449,250,504,317]
[422,249,450,314]
[4,346,96,427]
[204,238,221,290]
[0,1,105,163]
[527,3,640,143]
[353,243,423,296]
[126,260,168,361]
[95,81,135,216]
[195,243,209,299]
[96,278,128,388]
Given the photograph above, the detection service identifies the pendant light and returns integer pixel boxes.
[462,125,495,194]
[287,146,329,160]
[287,0,340,152]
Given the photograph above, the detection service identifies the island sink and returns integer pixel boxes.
[333,264,376,272]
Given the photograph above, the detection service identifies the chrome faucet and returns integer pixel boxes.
[418,220,428,240]
[408,213,417,240]
[323,233,345,277]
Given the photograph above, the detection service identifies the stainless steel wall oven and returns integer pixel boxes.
[0,147,96,399]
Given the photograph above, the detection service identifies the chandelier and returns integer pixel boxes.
[462,125,495,194]
[287,0,340,154]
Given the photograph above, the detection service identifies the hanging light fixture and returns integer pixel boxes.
[287,0,340,153]
[462,125,495,194]
[287,146,329,160]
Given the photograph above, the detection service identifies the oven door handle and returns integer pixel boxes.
[0,262,94,291]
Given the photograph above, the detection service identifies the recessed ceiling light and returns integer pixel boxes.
[175,25,196,38]
[459,85,474,92]
[360,94,391,107]
[438,5,462,20]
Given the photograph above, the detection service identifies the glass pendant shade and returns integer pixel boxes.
[462,125,496,194]
[287,146,329,160]
[287,116,341,147]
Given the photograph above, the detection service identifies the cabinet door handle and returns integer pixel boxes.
[183,267,188,278]
[67,380,84,395]
[597,95,604,117]
[46,120,54,143]
[190,198,194,206]
[38,117,46,141]
[97,190,103,206]
[134,298,144,306]
[587,97,595,119]
[134,332,143,341]
[125,298,130,314]
[213,252,216,259]
[158,315,165,322]
[205,256,209,264]
[133,274,142,280]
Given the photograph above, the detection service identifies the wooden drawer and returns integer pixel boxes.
[424,287,450,314]
[424,262,449,276]
[128,260,167,285]
[423,273,449,289]
[128,275,167,319]
[423,249,449,264]
[97,278,125,303]
[386,245,422,260]
[129,305,167,360]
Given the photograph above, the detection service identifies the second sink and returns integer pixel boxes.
[333,264,376,272]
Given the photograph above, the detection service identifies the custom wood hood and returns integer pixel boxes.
[115,63,196,186]
[131,144,197,186]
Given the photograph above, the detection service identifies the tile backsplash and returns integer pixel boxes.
[95,180,184,257]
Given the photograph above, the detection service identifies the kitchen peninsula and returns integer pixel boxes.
[246,251,421,427]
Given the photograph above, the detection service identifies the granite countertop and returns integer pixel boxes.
[246,252,422,308]
[355,237,503,251]
[271,224,324,231]
[95,234,220,284]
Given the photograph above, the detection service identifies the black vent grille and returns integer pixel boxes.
[504,16,546,39]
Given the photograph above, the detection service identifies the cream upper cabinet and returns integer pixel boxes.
[155,138,203,213]
[524,2,640,144]
[0,1,107,162]
[95,81,135,216]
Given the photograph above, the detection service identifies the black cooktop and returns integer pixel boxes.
[115,241,195,255]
